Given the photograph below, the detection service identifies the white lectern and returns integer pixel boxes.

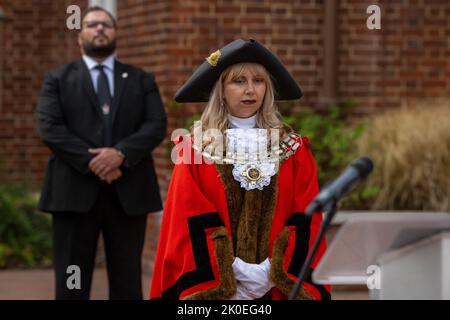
[313,212,450,300]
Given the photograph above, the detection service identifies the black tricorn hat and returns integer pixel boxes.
[174,39,303,103]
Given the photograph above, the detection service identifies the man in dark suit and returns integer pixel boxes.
[36,6,167,300]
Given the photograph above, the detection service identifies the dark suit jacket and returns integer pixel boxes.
[36,59,167,216]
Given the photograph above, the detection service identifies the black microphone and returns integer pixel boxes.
[305,157,374,217]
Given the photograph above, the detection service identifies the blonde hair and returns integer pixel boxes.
[191,63,292,148]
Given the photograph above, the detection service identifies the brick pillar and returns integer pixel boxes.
[0,5,6,177]
[0,7,4,112]
[320,0,340,107]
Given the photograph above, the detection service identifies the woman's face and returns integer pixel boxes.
[223,67,267,118]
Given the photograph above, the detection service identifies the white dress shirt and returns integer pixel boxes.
[82,54,115,97]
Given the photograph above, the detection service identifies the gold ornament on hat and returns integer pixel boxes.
[206,50,221,67]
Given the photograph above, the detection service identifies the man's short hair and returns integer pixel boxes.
[81,6,117,29]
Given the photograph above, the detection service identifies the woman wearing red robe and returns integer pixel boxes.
[150,39,331,300]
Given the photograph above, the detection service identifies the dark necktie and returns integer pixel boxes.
[95,65,112,147]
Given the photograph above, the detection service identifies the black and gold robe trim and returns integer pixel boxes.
[270,214,331,300]
[161,212,236,300]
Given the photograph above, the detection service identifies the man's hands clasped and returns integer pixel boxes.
[88,148,124,184]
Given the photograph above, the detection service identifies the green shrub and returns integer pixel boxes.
[283,101,366,187]
[0,184,52,268]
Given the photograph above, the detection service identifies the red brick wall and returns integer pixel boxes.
[3,0,449,191]
[165,0,326,119]
[0,0,87,185]
[338,0,450,114]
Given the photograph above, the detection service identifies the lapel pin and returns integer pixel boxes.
[122,72,128,78]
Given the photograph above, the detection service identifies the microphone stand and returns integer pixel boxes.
[288,201,338,300]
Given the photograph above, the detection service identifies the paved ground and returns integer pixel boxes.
[0,268,368,300]
[0,268,152,300]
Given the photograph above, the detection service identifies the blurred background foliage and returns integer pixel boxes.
[282,100,374,210]
[285,99,450,211]
[283,100,365,186]
[354,100,450,212]
[0,183,52,269]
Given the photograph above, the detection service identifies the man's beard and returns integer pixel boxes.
[82,38,116,58]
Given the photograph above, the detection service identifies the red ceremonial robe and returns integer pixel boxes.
[150,134,331,300]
